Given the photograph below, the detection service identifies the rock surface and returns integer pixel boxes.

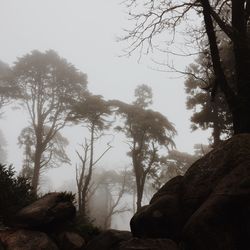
[0,229,58,250]
[85,230,132,250]
[131,176,183,241]
[130,134,250,249]
[14,192,76,229]
[118,238,179,250]
[0,192,81,250]
[56,231,85,250]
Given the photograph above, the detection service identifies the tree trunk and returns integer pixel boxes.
[201,0,250,134]
[136,183,143,212]
[231,0,250,134]
[78,185,82,212]
[31,116,44,194]
[133,160,144,212]
[31,147,42,194]
[231,107,250,134]
[211,98,221,147]
[79,124,95,217]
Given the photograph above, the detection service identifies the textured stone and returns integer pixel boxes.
[14,192,76,229]
[0,229,58,250]
[85,230,131,250]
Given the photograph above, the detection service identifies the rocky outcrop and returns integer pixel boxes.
[0,193,85,250]
[14,192,76,229]
[0,229,58,250]
[85,230,132,250]
[55,231,85,250]
[131,176,183,241]
[118,238,179,250]
[2,134,250,250]
[130,134,250,249]
[85,230,179,250]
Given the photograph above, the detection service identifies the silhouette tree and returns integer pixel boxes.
[111,85,176,211]
[185,39,233,146]
[0,164,36,224]
[11,50,87,193]
[89,169,130,229]
[18,126,70,182]
[68,94,112,216]
[123,0,250,134]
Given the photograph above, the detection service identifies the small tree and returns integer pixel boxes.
[185,37,233,146]
[10,50,87,193]
[111,85,176,211]
[69,94,112,216]
[0,164,36,224]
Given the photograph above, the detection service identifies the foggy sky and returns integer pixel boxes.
[0,0,209,188]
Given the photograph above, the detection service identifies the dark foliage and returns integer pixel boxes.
[57,191,76,204]
[0,164,36,224]
[72,214,100,243]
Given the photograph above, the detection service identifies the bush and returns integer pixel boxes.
[58,191,76,204]
[0,164,36,224]
[73,214,101,242]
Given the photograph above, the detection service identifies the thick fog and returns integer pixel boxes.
[0,0,210,229]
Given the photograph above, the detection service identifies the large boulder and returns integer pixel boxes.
[182,135,250,249]
[14,192,76,229]
[181,134,250,220]
[85,230,132,250]
[0,229,58,250]
[130,176,184,240]
[130,134,250,249]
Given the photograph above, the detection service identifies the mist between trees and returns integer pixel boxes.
[1,0,248,229]
[0,46,234,229]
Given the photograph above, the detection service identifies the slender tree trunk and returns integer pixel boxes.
[132,185,136,214]
[32,147,42,194]
[136,183,143,212]
[231,0,250,134]
[78,185,82,212]
[80,124,95,217]
[31,125,44,194]
[133,157,144,211]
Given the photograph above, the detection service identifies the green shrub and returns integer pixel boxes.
[0,164,36,224]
